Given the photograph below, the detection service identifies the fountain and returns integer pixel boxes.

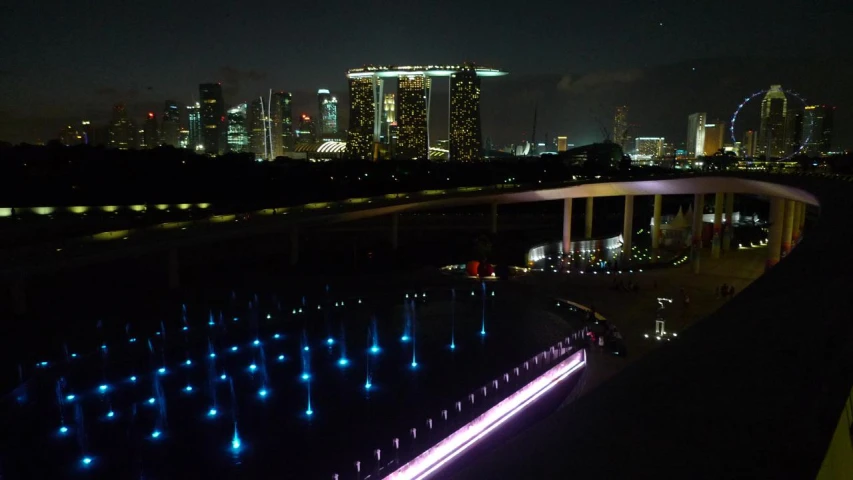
[231,422,242,451]
[411,301,418,368]
[75,403,91,466]
[258,344,270,398]
[300,330,311,381]
[480,282,487,336]
[151,373,167,438]
[337,323,349,367]
[55,378,67,435]
[207,339,218,415]
[369,316,381,354]
[401,300,411,342]
[305,382,314,416]
[450,288,456,350]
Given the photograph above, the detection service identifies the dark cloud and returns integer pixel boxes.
[95,87,118,96]
[556,69,645,94]
[219,66,269,101]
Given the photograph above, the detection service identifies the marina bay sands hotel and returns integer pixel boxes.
[346,64,507,161]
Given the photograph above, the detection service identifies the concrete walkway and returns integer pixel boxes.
[517,246,769,397]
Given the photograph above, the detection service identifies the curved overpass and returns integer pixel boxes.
[0,175,820,281]
[450,173,853,479]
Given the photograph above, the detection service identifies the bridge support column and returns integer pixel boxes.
[290,227,299,266]
[168,248,180,290]
[691,193,704,274]
[798,202,806,238]
[562,198,572,255]
[767,197,784,269]
[622,195,634,260]
[712,192,723,259]
[10,279,27,316]
[723,192,734,252]
[490,202,498,234]
[391,213,399,250]
[792,201,802,244]
[584,197,593,239]
[781,199,795,257]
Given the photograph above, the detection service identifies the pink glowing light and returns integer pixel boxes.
[386,349,586,480]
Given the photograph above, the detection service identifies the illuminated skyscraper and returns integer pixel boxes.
[108,103,135,150]
[247,99,267,159]
[784,109,803,154]
[742,130,756,158]
[686,113,706,158]
[269,91,293,157]
[199,83,225,155]
[703,121,725,155]
[161,101,181,147]
[141,112,159,149]
[397,74,431,159]
[613,106,629,150]
[295,114,317,144]
[317,89,338,136]
[345,65,507,160]
[757,85,788,159]
[346,76,379,160]
[801,105,834,156]
[227,103,249,153]
[187,102,202,151]
[449,67,482,161]
[81,120,94,145]
[557,136,568,152]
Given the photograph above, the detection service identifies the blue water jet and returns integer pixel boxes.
[337,323,348,367]
[370,316,381,354]
[451,288,457,350]
[480,281,487,336]
[231,423,241,450]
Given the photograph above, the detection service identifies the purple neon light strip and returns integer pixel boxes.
[386,349,586,480]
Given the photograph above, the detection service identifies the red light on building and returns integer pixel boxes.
[148,112,154,119]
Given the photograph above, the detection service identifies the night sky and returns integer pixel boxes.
[1,0,851,148]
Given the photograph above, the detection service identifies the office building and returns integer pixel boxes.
[269,91,293,157]
[108,103,135,150]
[346,76,379,160]
[59,125,85,146]
[801,105,834,156]
[635,137,665,157]
[557,136,568,152]
[247,98,267,159]
[178,128,189,149]
[161,101,181,147]
[141,112,159,149]
[317,89,338,136]
[227,103,249,153]
[686,113,706,158]
[784,108,803,154]
[613,106,629,150]
[703,121,726,156]
[187,102,202,151]
[199,83,225,155]
[295,114,317,144]
[449,67,482,161]
[742,130,756,158]
[756,85,788,159]
[397,74,431,159]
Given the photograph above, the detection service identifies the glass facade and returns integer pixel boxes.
[227,103,249,153]
[247,99,267,159]
[635,137,664,157]
[397,74,431,159]
[108,103,135,150]
[686,112,706,158]
[161,100,181,147]
[187,102,202,151]
[757,85,788,158]
[346,76,377,160]
[801,105,834,156]
[142,112,159,149]
[270,91,293,157]
[317,89,338,136]
[199,83,225,155]
[449,68,482,161]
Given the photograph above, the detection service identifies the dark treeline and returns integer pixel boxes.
[0,144,629,209]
